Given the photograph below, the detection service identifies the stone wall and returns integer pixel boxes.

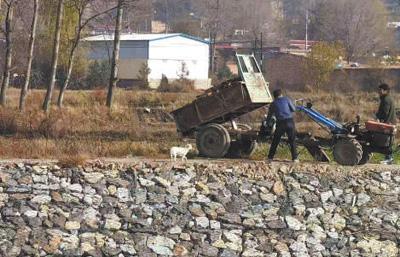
[0,161,399,256]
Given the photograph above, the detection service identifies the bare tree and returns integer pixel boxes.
[57,0,118,108]
[42,0,64,112]
[0,0,16,106]
[106,0,124,108]
[19,0,39,111]
[311,0,391,62]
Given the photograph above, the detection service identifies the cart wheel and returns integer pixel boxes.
[196,124,231,158]
[358,149,373,165]
[333,139,363,166]
[226,139,257,158]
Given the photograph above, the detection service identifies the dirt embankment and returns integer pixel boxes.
[0,160,399,257]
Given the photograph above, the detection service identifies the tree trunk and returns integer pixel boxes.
[0,3,14,106]
[42,0,64,112]
[106,0,123,108]
[57,39,78,108]
[19,0,39,111]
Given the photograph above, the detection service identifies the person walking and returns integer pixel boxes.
[376,83,397,164]
[267,89,298,162]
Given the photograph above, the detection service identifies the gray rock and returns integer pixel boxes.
[147,236,175,256]
[356,239,398,257]
[380,171,392,181]
[290,241,308,253]
[117,188,131,202]
[7,185,31,193]
[223,230,242,251]
[32,174,48,184]
[332,188,343,197]
[23,210,38,218]
[356,193,371,206]
[139,178,155,187]
[83,172,104,184]
[104,218,121,231]
[153,176,171,187]
[65,221,81,230]
[120,244,137,255]
[220,249,240,257]
[320,191,333,203]
[210,220,221,230]
[267,219,287,229]
[169,226,182,234]
[285,216,305,231]
[195,216,209,228]
[31,195,51,204]
[200,243,219,256]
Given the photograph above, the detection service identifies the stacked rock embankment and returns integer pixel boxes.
[0,161,399,257]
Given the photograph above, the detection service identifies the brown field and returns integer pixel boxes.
[0,88,396,160]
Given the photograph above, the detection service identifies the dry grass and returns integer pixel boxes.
[0,88,397,160]
[0,88,196,159]
[58,154,89,168]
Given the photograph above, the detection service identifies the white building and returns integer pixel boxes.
[83,33,211,89]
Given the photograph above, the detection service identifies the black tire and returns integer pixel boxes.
[226,139,257,158]
[241,139,257,157]
[333,139,363,166]
[226,123,256,158]
[196,124,231,158]
[226,140,242,158]
[358,149,373,165]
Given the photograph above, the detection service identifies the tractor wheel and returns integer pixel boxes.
[226,139,257,158]
[358,149,373,165]
[196,124,231,158]
[333,139,363,166]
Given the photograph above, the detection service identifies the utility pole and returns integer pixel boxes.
[260,32,263,71]
[305,8,308,52]
[164,0,169,33]
[305,0,311,52]
[254,36,257,56]
[211,0,220,75]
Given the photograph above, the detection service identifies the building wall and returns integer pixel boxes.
[88,41,149,61]
[118,59,147,81]
[264,52,400,92]
[86,36,210,89]
[148,36,210,89]
[263,52,307,91]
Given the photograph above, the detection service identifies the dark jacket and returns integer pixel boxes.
[376,95,397,124]
[267,96,296,121]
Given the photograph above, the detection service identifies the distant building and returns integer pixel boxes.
[83,33,211,89]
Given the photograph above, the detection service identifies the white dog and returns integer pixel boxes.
[170,144,193,161]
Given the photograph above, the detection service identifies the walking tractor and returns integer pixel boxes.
[171,54,397,165]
